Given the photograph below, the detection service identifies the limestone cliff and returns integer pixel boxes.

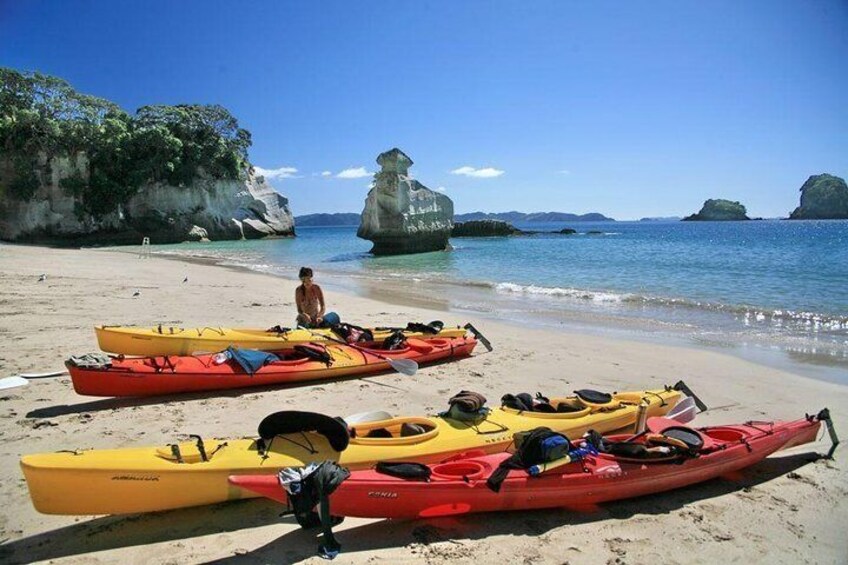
[789,174,848,220]
[0,154,294,244]
[683,199,750,221]
[357,148,453,255]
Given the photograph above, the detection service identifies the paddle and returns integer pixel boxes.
[0,370,69,390]
[301,327,419,376]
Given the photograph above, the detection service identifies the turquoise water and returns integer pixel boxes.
[151,220,848,378]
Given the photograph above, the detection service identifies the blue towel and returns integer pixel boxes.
[226,347,280,376]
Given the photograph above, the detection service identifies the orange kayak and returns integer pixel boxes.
[67,336,477,397]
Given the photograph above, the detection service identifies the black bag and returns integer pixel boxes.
[382,330,407,350]
[331,322,374,343]
[375,461,432,481]
[486,427,572,492]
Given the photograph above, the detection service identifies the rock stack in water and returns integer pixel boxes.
[682,199,750,221]
[789,174,848,219]
[357,148,453,255]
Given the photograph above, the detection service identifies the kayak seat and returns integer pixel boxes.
[401,422,429,436]
[556,401,585,413]
[365,428,393,438]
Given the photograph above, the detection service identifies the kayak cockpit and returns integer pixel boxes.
[349,417,439,445]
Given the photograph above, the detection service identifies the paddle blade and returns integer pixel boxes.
[388,358,418,376]
[0,376,29,390]
[20,370,68,379]
[344,410,394,424]
[667,396,698,424]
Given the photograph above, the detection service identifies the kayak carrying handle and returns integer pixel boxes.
[673,380,708,412]
[190,434,208,462]
[463,323,493,352]
[816,408,839,460]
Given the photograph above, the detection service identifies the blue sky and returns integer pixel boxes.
[2,1,846,219]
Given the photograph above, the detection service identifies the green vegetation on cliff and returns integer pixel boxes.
[789,174,848,220]
[0,68,252,217]
[683,199,750,221]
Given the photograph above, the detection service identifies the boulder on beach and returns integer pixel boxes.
[682,199,750,221]
[452,219,523,237]
[789,174,848,220]
[357,148,453,255]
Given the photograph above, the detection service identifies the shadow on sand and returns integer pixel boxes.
[1,452,823,564]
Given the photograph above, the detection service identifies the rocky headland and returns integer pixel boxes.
[0,68,293,245]
[683,199,750,221]
[357,148,453,255]
[789,173,848,220]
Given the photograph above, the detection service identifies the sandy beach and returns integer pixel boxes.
[0,243,845,564]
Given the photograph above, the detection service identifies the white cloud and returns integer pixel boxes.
[436,186,447,192]
[558,169,571,175]
[254,166,299,180]
[450,166,504,178]
[336,167,371,179]
[321,171,332,177]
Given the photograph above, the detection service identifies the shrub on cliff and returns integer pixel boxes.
[0,68,252,218]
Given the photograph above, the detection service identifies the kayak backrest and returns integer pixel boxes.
[258,411,350,452]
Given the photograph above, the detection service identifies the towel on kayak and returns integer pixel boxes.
[67,352,113,369]
[226,347,280,376]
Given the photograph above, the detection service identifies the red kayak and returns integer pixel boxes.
[67,336,476,397]
[229,410,832,519]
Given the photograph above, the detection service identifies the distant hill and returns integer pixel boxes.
[295,213,360,226]
[454,211,614,222]
[639,216,682,222]
[296,210,615,226]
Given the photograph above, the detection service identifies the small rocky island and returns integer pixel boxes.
[0,68,293,244]
[451,220,581,237]
[682,199,750,221]
[357,148,453,255]
[452,219,522,237]
[789,174,848,220]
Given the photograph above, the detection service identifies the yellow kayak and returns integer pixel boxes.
[21,386,682,515]
[95,323,471,356]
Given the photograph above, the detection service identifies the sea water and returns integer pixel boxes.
[149,220,848,383]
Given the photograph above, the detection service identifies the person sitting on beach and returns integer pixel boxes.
[295,267,339,328]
